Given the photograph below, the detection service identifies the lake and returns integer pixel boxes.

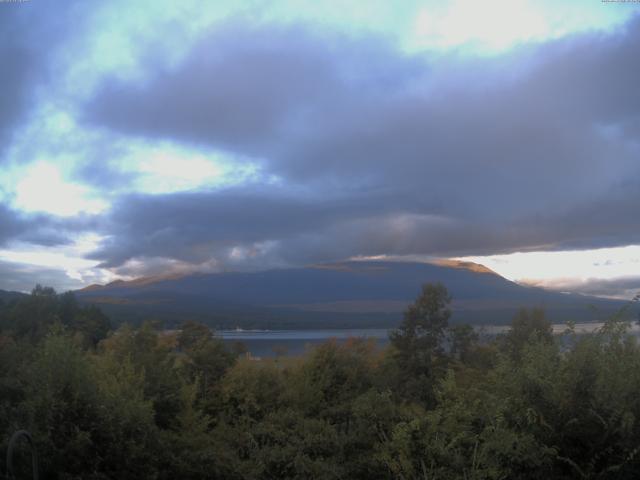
[218,321,640,358]
[219,328,390,357]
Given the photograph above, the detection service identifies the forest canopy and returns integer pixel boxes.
[1,284,640,479]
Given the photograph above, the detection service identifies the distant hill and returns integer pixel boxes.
[0,289,27,303]
[75,261,634,329]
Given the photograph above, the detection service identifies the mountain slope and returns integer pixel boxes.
[76,261,631,328]
[0,289,27,303]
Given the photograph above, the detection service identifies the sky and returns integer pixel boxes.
[0,0,639,299]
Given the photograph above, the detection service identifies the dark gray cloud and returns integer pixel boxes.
[85,176,640,276]
[0,204,92,248]
[87,184,405,268]
[0,204,27,245]
[0,205,61,247]
[0,6,33,150]
[87,24,423,159]
[82,16,640,272]
[0,1,89,157]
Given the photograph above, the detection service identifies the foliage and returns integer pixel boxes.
[499,306,554,361]
[2,284,640,479]
[0,286,111,345]
[388,282,452,405]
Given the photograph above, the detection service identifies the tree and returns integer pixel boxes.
[6,286,60,341]
[391,283,452,350]
[388,283,452,405]
[101,322,185,430]
[11,331,159,479]
[0,287,111,346]
[449,323,479,364]
[177,321,212,352]
[73,304,111,346]
[31,284,56,297]
[177,321,236,405]
[500,307,553,361]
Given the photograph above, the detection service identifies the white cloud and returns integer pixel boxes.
[457,245,640,296]
[0,234,117,291]
[409,0,633,54]
[413,0,548,52]
[113,142,262,194]
[12,162,108,217]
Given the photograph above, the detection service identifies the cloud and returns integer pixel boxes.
[86,24,423,158]
[83,181,640,276]
[78,16,640,273]
[0,1,90,157]
[0,203,96,250]
[0,205,63,247]
[0,205,28,245]
[523,276,640,300]
[0,258,85,293]
[0,4,41,152]
[86,184,405,268]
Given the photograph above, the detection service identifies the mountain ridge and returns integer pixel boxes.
[0,289,28,303]
[75,260,633,329]
[80,259,501,292]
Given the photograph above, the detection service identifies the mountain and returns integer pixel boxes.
[75,260,633,329]
[0,289,27,303]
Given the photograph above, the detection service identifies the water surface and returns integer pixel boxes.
[218,322,640,358]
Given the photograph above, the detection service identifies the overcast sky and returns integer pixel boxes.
[0,0,639,298]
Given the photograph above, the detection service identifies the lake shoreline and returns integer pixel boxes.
[211,321,640,357]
